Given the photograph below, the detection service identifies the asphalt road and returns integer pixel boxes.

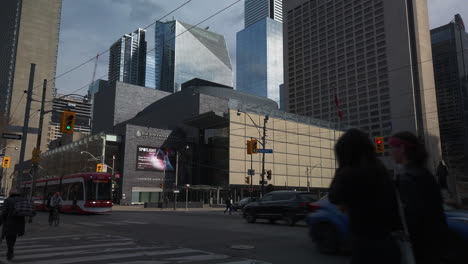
[0,209,349,264]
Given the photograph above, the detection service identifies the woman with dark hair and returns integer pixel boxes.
[389,131,448,264]
[329,129,400,264]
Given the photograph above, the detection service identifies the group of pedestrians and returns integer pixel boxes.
[329,129,456,264]
[1,190,62,261]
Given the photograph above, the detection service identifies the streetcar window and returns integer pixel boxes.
[69,183,84,201]
[87,180,111,201]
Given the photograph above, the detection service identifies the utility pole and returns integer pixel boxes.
[261,115,269,196]
[174,151,179,210]
[18,63,35,183]
[30,79,47,201]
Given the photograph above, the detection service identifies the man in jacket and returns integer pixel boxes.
[1,188,27,261]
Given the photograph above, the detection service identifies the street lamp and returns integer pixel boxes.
[306,163,322,192]
[237,109,269,196]
[174,145,190,210]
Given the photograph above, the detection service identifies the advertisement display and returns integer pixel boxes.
[136,146,175,171]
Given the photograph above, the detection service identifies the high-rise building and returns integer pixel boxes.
[245,0,282,27]
[48,94,92,146]
[108,28,147,86]
[236,0,283,107]
[431,14,468,186]
[146,49,156,89]
[155,20,233,93]
[284,0,441,171]
[0,0,62,192]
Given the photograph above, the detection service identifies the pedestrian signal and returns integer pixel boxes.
[252,139,258,154]
[374,137,384,153]
[32,148,41,164]
[60,111,76,134]
[245,176,250,184]
[96,163,103,172]
[2,157,11,168]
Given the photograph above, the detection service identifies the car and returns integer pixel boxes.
[243,191,317,226]
[306,196,468,255]
[232,197,258,211]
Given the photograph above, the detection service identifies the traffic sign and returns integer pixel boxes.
[2,133,22,140]
[248,169,255,176]
[173,190,180,193]
[257,149,273,153]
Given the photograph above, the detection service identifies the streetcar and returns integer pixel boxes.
[20,172,113,214]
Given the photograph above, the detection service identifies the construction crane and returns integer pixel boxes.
[91,53,99,84]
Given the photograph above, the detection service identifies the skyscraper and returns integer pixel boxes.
[145,49,156,89]
[245,0,283,27]
[108,28,147,86]
[431,14,468,187]
[236,0,283,106]
[284,0,441,171]
[155,20,233,93]
[0,0,62,192]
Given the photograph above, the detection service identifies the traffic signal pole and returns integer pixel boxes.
[261,115,269,196]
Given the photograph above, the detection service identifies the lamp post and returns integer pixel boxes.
[237,109,269,196]
[307,163,322,192]
[174,145,189,210]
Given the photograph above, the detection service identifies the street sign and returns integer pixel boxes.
[257,149,273,153]
[173,190,180,193]
[2,133,22,140]
[247,169,255,176]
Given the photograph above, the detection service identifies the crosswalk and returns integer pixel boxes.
[64,220,150,228]
[0,234,270,264]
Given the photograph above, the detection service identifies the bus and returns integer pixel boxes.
[20,173,112,214]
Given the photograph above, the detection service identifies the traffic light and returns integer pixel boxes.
[60,111,76,134]
[32,148,41,164]
[374,137,384,153]
[96,163,103,172]
[266,170,272,180]
[2,157,11,168]
[247,140,253,154]
[252,139,258,154]
[245,176,250,184]
[159,183,163,188]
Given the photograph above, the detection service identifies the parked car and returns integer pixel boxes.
[232,197,258,211]
[243,191,317,226]
[306,196,468,256]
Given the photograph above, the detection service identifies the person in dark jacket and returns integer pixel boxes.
[389,131,449,264]
[224,197,232,215]
[329,129,401,264]
[1,188,27,261]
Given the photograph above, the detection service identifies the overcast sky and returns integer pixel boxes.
[55,0,468,95]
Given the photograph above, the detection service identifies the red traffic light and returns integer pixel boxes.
[376,140,382,144]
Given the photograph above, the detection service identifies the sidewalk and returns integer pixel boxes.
[112,205,225,212]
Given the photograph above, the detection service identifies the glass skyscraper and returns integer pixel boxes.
[155,20,233,93]
[145,49,156,89]
[108,28,147,86]
[236,0,283,107]
[431,14,468,189]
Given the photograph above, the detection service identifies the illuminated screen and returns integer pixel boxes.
[136,146,175,171]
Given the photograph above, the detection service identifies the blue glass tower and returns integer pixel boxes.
[145,49,156,89]
[236,0,283,107]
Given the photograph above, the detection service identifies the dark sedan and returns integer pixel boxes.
[243,191,317,226]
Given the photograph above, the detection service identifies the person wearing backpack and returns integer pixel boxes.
[1,188,27,261]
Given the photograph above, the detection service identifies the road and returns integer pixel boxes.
[0,208,349,264]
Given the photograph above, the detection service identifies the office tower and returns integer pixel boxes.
[236,0,283,107]
[284,0,441,170]
[0,0,62,192]
[146,49,156,89]
[108,28,147,86]
[245,0,283,27]
[431,14,468,185]
[48,94,92,145]
[155,20,233,93]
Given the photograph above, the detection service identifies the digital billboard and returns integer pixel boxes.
[136,146,175,171]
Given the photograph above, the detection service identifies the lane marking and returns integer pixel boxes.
[164,254,230,262]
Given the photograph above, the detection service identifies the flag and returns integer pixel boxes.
[334,94,344,120]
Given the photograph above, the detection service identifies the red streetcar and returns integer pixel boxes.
[20,173,113,214]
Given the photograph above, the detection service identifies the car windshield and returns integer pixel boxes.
[239,198,250,202]
[299,193,317,201]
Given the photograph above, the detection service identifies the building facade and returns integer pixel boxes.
[154,20,233,93]
[48,94,92,146]
[245,0,283,27]
[0,0,62,194]
[108,28,147,86]
[283,0,441,171]
[431,14,468,201]
[145,49,156,89]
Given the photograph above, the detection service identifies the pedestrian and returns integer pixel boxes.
[224,196,232,215]
[329,129,401,264]
[389,131,449,264]
[1,188,28,261]
[164,196,169,209]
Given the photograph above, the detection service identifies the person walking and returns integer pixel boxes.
[224,196,232,215]
[1,188,28,261]
[329,129,401,264]
[389,131,449,264]
[48,192,63,225]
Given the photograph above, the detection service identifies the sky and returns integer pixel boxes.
[55,0,468,95]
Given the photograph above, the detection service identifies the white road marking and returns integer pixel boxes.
[164,254,230,262]
[2,241,135,254]
[15,234,88,242]
[119,220,150,224]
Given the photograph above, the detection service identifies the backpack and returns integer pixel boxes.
[13,200,35,217]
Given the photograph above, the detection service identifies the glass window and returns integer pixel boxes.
[262,194,273,201]
[273,193,295,201]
